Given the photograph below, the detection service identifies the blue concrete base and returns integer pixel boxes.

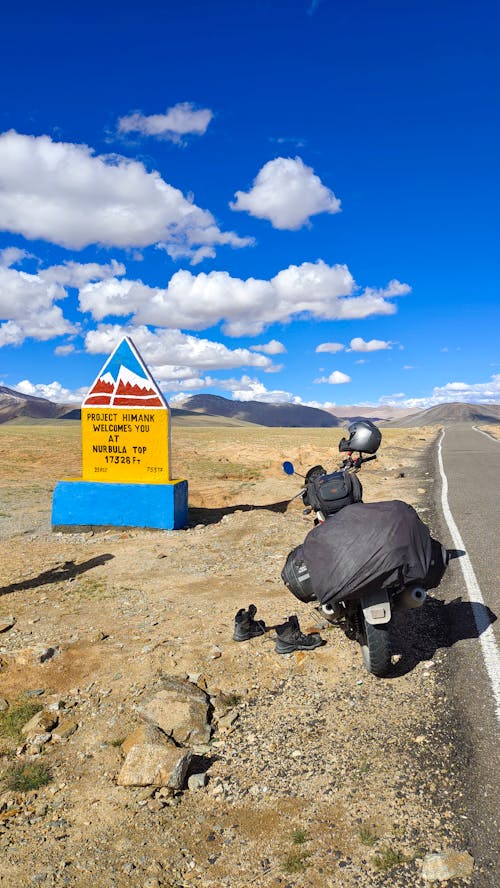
[52,479,188,531]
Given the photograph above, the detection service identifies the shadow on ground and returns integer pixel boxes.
[188,500,290,526]
[0,554,114,596]
[391,595,498,677]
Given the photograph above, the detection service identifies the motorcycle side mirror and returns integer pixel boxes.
[282,460,295,476]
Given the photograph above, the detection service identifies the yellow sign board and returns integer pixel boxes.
[81,337,171,484]
[82,407,170,483]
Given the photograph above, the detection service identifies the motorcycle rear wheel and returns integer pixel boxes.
[360,619,392,677]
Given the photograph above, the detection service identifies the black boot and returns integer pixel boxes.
[233,604,267,642]
[275,615,324,654]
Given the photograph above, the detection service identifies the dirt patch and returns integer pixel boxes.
[0,423,470,887]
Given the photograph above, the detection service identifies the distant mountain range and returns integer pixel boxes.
[323,405,418,422]
[1,385,499,428]
[175,394,341,427]
[0,385,70,423]
[174,395,500,427]
[383,401,500,427]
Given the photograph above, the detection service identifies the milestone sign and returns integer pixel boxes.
[81,337,171,484]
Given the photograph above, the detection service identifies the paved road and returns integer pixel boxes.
[434,424,499,885]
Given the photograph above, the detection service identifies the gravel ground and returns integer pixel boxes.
[0,423,478,887]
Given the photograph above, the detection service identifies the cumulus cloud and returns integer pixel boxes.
[349,337,393,352]
[230,156,341,229]
[79,261,407,337]
[249,340,287,355]
[316,342,345,353]
[314,370,352,385]
[83,325,277,384]
[0,131,251,261]
[40,259,126,288]
[301,400,338,409]
[171,376,302,403]
[218,375,303,404]
[0,321,25,348]
[379,373,500,408]
[0,246,33,267]
[0,254,128,347]
[118,102,213,142]
[0,265,76,343]
[13,379,87,404]
[338,281,410,321]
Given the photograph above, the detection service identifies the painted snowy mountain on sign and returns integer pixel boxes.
[82,338,166,409]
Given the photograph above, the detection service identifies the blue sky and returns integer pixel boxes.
[0,0,498,409]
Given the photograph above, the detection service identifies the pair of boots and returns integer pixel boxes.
[233,606,324,654]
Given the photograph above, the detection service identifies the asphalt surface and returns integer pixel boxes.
[433,424,500,886]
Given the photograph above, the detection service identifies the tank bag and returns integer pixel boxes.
[303,470,363,516]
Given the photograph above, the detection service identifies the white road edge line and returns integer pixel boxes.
[438,428,500,723]
[472,424,499,443]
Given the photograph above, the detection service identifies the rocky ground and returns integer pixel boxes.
[0,423,479,887]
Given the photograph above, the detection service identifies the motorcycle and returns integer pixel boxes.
[282,421,448,677]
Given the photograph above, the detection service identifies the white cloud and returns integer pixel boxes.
[171,377,302,403]
[13,379,87,404]
[314,370,352,385]
[331,280,410,322]
[54,344,76,356]
[230,156,341,229]
[249,339,287,355]
[118,102,213,142]
[0,265,76,343]
[0,131,252,261]
[40,259,126,288]
[79,261,407,337]
[316,342,345,353]
[83,325,276,380]
[0,246,32,267]
[174,374,231,392]
[0,321,24,347]
[379,373,500,408]
[218,375,303,404]
[349,337,393,352]
[301,400,338,409]
[0,255,127,347]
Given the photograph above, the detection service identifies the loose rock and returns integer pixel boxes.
[138,676,211,745]
[422,850,474,881]
[21,710,58,735]
[117,743,192,788]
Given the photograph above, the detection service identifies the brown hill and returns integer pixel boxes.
[0,385,69,424]
[179,394,341,427]
[325,405,420,422]
[385,401,500,427]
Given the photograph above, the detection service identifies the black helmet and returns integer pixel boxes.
[339,419,382,454]
[281,546,317,603]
